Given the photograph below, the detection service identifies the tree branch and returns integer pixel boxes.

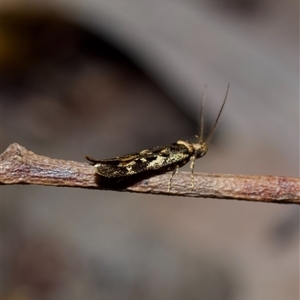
[1,143,299,204]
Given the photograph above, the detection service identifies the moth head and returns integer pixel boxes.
[197,83,230,155]
[193,142,208,158]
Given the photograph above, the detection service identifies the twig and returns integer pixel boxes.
[1,143,299,204]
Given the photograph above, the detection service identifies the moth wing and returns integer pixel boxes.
[91,146,167,178]
[88,143,191,178]
[86,145,167,164]
[86,152,140,164]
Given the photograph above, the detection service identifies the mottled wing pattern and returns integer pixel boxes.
[87,143,191,178]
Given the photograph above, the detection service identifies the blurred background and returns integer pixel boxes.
[2,0,299,299]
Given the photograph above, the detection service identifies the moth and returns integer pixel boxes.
[86,84,230,190]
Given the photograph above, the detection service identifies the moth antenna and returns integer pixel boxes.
[204,83,230,146]
[198,84,208,143]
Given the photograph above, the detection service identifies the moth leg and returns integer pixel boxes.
[190,155,196,190]
[168,166,178,192]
